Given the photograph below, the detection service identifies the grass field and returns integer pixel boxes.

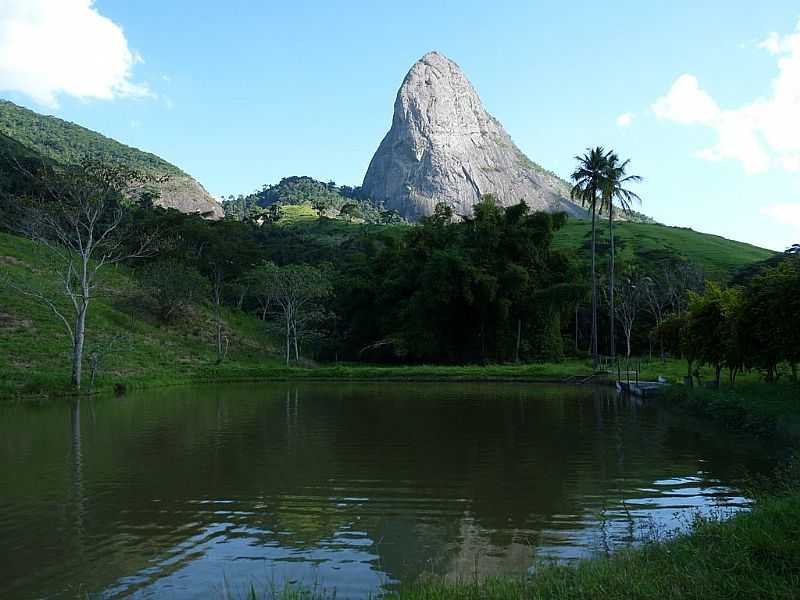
[552,220,774,281]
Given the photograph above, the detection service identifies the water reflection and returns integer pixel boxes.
[0,383,772,599]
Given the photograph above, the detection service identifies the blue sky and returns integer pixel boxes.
[1,1,799,251]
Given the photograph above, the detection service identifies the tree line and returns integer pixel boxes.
[5,151,794,391]
[659,248,800,386]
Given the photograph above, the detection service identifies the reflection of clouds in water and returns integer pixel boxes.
[106,518,389,600]
[436,472,752,576]
[2,383,774,599]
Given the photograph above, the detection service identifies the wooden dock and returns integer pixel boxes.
[600,356,667,398]
[615,380,666,397]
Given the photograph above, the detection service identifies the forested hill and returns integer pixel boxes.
[0,100,223,217]
[0,100,180,175]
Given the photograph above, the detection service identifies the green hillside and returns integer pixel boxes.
[0,232,278,399]
[270,213,772,281]
[0,99,182,175]
[552,220,774,281]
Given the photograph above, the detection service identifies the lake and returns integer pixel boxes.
[0,382,774,599]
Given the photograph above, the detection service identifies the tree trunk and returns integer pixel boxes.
[71,306,87,389]
[574,303,579,354]
[285,307,291,366]
[292,319,300,362]
[609,206,616,357]
[515,318,522,363]
[590,196,598,369]
[625,329,632,358]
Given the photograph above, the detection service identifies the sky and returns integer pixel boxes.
[1,1,799,251]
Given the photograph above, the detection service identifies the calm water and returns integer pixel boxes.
[0,382,774,599]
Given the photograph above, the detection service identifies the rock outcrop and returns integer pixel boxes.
[362,52,585,221]
[153,175,224,219]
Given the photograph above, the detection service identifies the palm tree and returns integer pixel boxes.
[571,147,609,369]
[600,152,642,357]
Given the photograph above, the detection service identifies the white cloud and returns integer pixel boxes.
[616,112,633,127]
[0,0,151,107]
[652,74,720,124]
[653,19,800,176]
[761,203,800,235]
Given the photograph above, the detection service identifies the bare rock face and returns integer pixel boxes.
[154,175,224,219]
[362,52,585,221]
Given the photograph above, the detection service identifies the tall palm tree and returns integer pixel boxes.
[571,147,608,369]
[600,152,642,357]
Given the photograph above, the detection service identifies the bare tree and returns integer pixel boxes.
[2,159,159,389]
[605,271,645,358]
[249,262,331,365]
[642,275,671,359]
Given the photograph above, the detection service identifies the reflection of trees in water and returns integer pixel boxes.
[0,383,773,598]
[70,399,85,560]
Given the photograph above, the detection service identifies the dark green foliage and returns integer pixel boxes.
[334,197,581,363]
[658,257,800,384]
[739,256,800,379]
[138,260,210,322]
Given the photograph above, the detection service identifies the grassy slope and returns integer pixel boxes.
[552,220,774,281]
[276,215,773,282]
[0,232,282,399]
[277,203,319,225]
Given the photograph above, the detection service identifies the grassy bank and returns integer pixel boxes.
[663,383,800,442]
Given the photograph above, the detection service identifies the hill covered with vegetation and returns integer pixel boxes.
[552,220,774,281]
[223,175,405,225]
[0,100,223,217]
[0,100,180,175]
[0,230,279,398]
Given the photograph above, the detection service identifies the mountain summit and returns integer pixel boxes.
[362,51,585,221]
